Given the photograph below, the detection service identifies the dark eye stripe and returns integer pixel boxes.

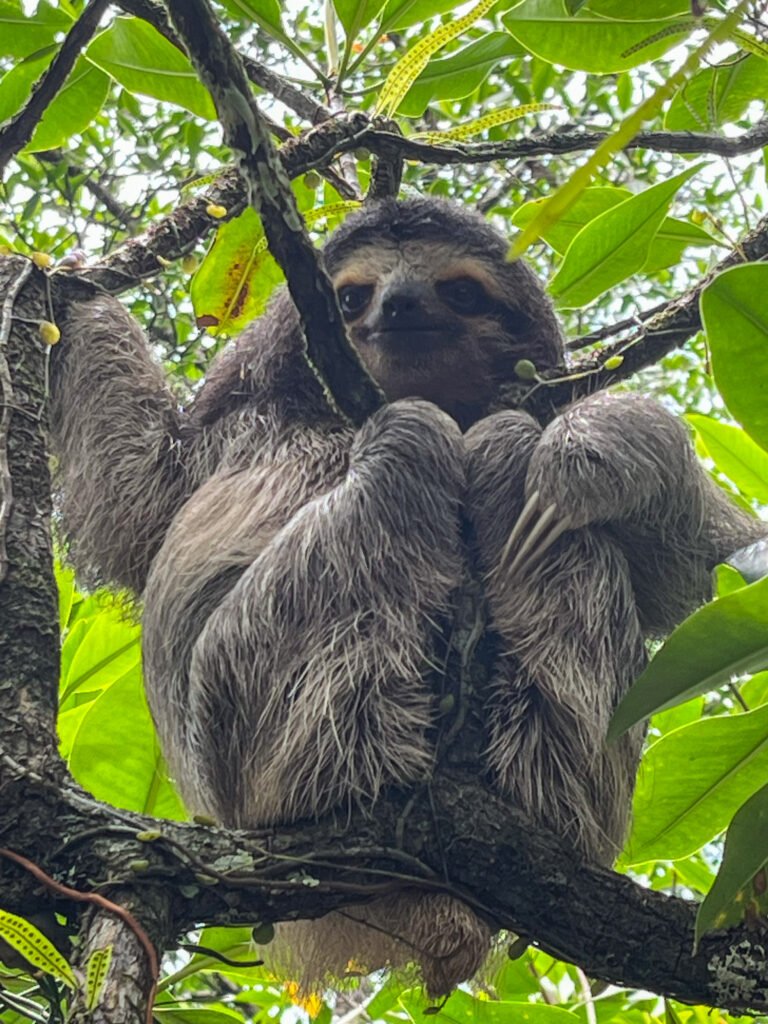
[435,277,492,316]
[338,284,373,320]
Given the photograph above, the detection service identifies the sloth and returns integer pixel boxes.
[50,198,766,995]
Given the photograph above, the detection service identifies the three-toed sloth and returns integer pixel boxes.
[50,199,766,994]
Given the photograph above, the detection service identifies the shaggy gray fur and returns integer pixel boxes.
[49,199,767,995]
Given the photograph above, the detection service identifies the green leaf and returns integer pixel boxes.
[609,576,768,740]
[513,187,630,252]
[697,781,768,942]
[503,0,693,74]
[192,207,284,333]
[397,33,523,116]
[87,17,216,119]
[0,911,76,987]
[688,414,768,503]
[665,55,768,131]
[219,0,283,34]
[375,0,498,117]
[549,165,701,307]
[56,563,77,632]
[22,58,110,151]
[59,601,141,706]
[741,671,768,708]
[0,0,71,58]
[60,665,186,819]
[701,263,768,452]
[513,186,716,266]
[334,0,387,36]
[626,703,768,863]
[85,946,113,1010]
[396,987,580,1024]
[588,0,692,16]
[0,50,52,124]
[154,1010,246,1023]
[193,200,357,334]
[380,0,458,31]
[650,696,705,740]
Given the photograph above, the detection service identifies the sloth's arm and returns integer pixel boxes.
[522,392,767,632]
[179,400,465,827]
[50,296,190,594]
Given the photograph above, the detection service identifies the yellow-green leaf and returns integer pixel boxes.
[0,910,76,987]
[414,103,555,143]
[85,945,113,1010]
[375,0,496,116]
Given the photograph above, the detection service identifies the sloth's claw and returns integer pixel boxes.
[495,492,573,583]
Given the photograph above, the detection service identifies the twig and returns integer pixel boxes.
[0,0,110,179]
[35,150,140,230]
[0,260,33,584]
[164,0,384,426]
[567,299,671,350]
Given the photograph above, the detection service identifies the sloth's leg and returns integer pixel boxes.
[184,398,465,828]
[464,408,542,569]
[486,531,646,862]
[509,392,767,632]
[467,413,646,862]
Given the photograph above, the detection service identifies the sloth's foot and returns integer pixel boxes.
[494,490,572,582]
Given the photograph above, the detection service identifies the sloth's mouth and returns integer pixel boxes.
[371,327,450,351]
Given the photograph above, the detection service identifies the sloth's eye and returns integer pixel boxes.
[338,284,373,320]
[436,277,490,316]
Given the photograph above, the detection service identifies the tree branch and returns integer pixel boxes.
[523,209,768,412]
[163,0,383,426]
[0,0,110,179]
[2,759,767,1014]
[360,116,768,167]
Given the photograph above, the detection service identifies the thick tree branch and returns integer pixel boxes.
[0,0,110,179]
[163,0,383,426]
[2,759,768,1014]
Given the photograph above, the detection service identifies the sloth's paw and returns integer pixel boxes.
[492,489,572,583]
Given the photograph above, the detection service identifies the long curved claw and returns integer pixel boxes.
[493,491,573,584]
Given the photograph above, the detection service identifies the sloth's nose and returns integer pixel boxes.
[380,283,432,328]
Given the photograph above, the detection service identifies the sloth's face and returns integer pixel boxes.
[331,242,534,427]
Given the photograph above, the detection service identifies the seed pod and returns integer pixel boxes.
[206,203,227,219]
[252,923,275,945]
[514,358,537,381]
[39,321,61,345]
